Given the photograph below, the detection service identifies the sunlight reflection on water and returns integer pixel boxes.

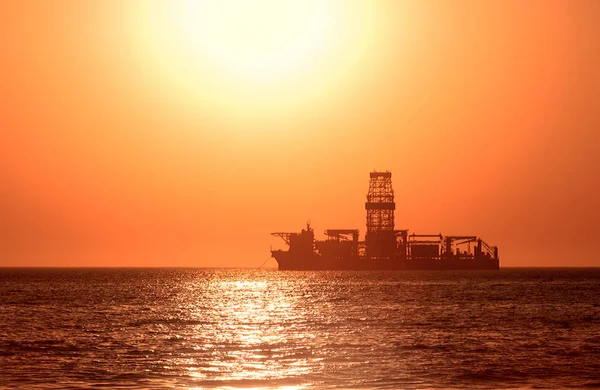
[173,272,316,384]
[1,268,600,389]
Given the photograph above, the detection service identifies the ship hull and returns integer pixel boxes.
[272,250,499,271]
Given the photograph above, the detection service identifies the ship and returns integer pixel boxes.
[271,171,499,270]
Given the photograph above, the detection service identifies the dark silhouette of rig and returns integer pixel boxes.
[271,171,499,270]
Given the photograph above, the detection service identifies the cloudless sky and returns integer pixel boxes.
[1,1,599,267]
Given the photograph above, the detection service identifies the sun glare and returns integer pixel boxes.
[131,1,383,122]
[172,0,332,80]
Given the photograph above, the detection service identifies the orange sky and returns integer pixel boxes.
[1,1,599,267]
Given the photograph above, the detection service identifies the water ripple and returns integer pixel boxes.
[1,268,600,388]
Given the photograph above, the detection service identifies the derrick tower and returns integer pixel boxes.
[365,171,396,258]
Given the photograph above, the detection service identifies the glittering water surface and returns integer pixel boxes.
[1,268,600,389]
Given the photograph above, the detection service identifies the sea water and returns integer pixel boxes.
[1,268,599,389]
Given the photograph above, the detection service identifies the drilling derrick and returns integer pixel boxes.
[365,171,396,258]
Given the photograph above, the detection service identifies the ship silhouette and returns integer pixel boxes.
[271,171,499,270]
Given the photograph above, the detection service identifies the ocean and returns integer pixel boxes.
[1,268,599,389]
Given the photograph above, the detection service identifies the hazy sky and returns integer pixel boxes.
[2,1,599,267]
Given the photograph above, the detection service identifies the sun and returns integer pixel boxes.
[130,0,383,122]
[154,0,333,82]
